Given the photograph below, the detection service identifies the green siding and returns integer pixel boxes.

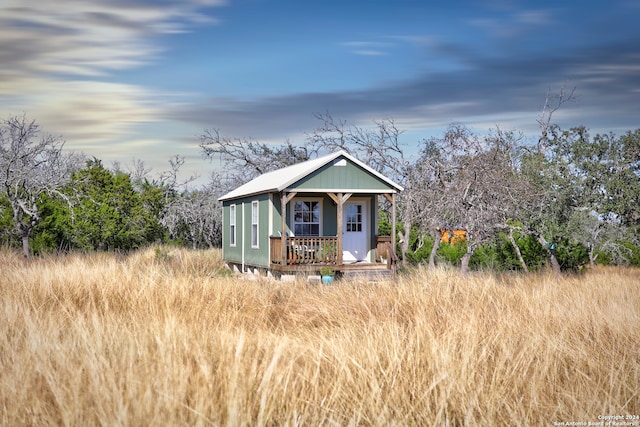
[222,202,242,263]
[323,197,338,236]
[271,194,289,236]
[222,194,271,269]
[293,159,391,191]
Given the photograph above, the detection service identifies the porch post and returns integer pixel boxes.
[336,192,343,266]
[281,193,287,265]
[331,192,352,266]
[391,192,397,257]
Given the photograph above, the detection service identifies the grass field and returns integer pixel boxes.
[1,247,639,425]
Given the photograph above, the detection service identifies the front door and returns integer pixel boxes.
[343,201,368,263]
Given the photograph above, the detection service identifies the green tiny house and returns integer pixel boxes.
[218,151,403,276]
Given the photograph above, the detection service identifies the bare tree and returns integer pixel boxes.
[506,221,530,272]
[156,155,199,192]
[567,210,631,269]
[519,87,577,274]
[536,86,577,154]
[124,158,153,187]
[307,112,409,181]
[0,115,80,257]
[200,129,312,190]
[415,124,523,273]
[160,172,224,249]
[409,139,450,269]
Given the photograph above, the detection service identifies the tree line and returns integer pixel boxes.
[2,91,639,272]
[0,115,223,256]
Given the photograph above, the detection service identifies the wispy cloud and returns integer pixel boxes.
[341,41,393,56]
[0,1,224,78]
[469,8,554,40]
[0,0,224,146]
[173,34,640,143]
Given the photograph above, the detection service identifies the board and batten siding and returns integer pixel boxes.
[222,194,272,269]
[292,158,390,192]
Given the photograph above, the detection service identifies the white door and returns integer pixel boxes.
[343,201,368,263]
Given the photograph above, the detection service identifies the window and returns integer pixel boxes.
[345,204,362,232]
[229,204,236,246]
[251,201,259,248]
[293,200,320,236]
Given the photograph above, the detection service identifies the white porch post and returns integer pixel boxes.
[281,193,286,265]
[391,193,397,257]
[336,193,343,266]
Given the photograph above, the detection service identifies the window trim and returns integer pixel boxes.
[251,200,259,248]
[292,198,323,237]
[229,204,236,247]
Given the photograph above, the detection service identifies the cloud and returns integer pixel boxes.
[0,0,225,157]
[26,80,162,142]
[515,10,551,25]
[0,0,225,79]
[469,8,554,41]
[352,50,389,57]
[173,35,640,143]
[341,41,394,56]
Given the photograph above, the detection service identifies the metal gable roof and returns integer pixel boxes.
[218,150,404,201]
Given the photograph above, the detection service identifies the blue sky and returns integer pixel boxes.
[1,0,639,184]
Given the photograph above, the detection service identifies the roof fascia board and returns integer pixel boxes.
[283,188,398,194]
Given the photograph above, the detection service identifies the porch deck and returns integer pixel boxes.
[269,235,397,275]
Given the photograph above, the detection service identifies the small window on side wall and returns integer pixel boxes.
[229,204,236,246]
[251,201,259,248]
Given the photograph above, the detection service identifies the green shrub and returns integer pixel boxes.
[437,241,466,266]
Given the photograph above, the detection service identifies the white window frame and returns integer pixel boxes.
[251,200,259,248]
[292,198,323,236]
[229,204,236,247]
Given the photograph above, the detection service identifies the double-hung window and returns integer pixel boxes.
[251,201,259,248]
[229,204,236,246]
[293,200,320,236]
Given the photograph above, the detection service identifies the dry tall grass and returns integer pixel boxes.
[1,247,639,426]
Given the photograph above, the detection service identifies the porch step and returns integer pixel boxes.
[339,268,393,282]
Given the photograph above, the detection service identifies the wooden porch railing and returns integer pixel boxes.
[376,235,398,274]
[375,235,391,262]
[270,236,338,265]
[270,235,398,273]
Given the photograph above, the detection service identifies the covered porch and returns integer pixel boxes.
[269,235,397,277]
[270,191,398,274]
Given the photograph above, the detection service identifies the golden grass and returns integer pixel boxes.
[1,247,639,425]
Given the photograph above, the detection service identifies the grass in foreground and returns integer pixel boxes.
[1,247,639,425]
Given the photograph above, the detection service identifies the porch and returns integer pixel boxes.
[269,235,397,274]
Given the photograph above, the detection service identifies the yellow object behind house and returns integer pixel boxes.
[440,229,467,244]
